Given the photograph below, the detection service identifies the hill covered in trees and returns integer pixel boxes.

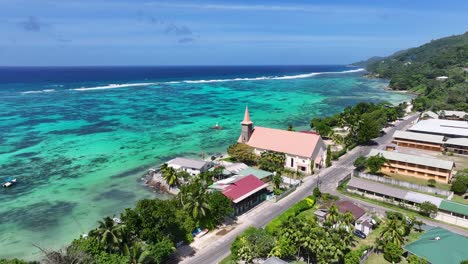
[355,32,468,111]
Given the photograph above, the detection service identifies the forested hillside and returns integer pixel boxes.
[358,32,468,111]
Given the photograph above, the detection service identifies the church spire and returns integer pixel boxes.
[241,105,253,125]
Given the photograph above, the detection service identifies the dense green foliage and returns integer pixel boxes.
[265,196,315,235]
[227,143,258,165]
[325,145,332,167]
[353,154,387,174]
[451,169,468,194]
[0,259,33,264]
[230,227,276,262]
[407,254,429,264]
[384,242,403,263]
[417,201,438,217]
[310,102,405,146]
[364,32,468,111]
[258,151,286,172]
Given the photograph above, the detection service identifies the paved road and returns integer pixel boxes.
[179,113,467,264]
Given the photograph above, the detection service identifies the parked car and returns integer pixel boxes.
[353,229,367,239]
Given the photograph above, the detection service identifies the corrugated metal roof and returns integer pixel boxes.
[167,157,210,170]
[404,192,443,207]
[368,149,454,170]
[347,177,408,199]
[439,200,468,216]
[393,130,444,144]
[409,119,468,137]
[404,227,468,264]
[445,137,468,147]
[237,167,273,179]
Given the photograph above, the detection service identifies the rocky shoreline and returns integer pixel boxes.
[142,168,179,196]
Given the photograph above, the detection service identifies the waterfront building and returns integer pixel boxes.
[166,157,213,176]
[367,149,454,183]
[238,106,326,174]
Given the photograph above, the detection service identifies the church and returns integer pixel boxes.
[238,106,327,174]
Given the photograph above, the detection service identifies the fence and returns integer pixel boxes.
[354,171,452,197]
[360,247,376,264]
[271,185,297,203]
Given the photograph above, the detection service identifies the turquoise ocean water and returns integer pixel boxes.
[0,66,412,259]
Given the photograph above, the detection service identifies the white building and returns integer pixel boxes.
[166,157,213,176]
[238,106,326,174]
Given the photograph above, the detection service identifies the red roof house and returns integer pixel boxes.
[222,175,268,204]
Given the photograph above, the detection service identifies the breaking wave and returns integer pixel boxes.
[22,68,365,93]
[21,89,56,94]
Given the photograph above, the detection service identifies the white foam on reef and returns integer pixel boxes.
[39,68,365,92]
[165,68,365,84]
[70,82,156,91]
[21,89,56,94]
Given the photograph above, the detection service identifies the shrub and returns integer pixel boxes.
[384,242,402,263]
[427,179,436,187]
[418,201,438,217]
[265,196,315,234]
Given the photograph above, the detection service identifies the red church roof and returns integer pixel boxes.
[222,175,268,203]
[240,126,323,158]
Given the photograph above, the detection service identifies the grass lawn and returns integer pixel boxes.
[451,194,468,205]
[297,207,317,218]
[365,253,408,264]
[352,224,383,249]
[384,173,451,191]
[218,254,233,264]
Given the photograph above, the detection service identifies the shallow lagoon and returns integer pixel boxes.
[0,67,412,259]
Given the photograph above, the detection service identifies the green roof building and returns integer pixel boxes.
[237,167,273,181]
[404,227,468,264]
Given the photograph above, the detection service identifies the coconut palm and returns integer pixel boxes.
[326,204,341,225]
[380,217,406,246]
[89,216,124,253]
[128,243,150,264]
[182,190,211,220]
[162,166,179,187]
[341,212,355,231]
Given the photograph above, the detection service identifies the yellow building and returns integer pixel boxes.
[368,149,455,184]
[392,130,444,152]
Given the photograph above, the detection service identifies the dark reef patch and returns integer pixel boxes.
[0,201,77,231]
[93,189,136,202]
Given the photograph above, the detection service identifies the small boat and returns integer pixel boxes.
[3,178,17,188]
[212,122,223,130]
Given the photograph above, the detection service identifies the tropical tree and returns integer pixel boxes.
[418,201,437,217]
[384,242,402,263]
[181,188,211,221]
[35,245,93,264]
[326,204,341,225]
[127,243,150,264]
[326,145,332,167]
[259,151,286,172]
[353,156,367,171]
[427,179,436,187]
[162,166,179,188]
[227,143,258,165]
[366,154,387,174]
[379,217,406,247]
[272,172,282,190]
[89,216,124,253]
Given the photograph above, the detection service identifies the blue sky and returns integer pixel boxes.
[1,0,467,66]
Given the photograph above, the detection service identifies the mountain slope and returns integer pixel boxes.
[359,32,468,111]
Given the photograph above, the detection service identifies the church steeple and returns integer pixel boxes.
[242,105,253,125]
[240,105,254,143]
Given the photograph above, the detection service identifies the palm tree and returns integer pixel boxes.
[162,166,179,187]
[182,190,211,220]
[128,243,150,264]
[341,212,355,232]
[89,216,124,253]
[326,204,341,225]
[272,172,282,190]
[379,217,405,246]
[331,132,345,147]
